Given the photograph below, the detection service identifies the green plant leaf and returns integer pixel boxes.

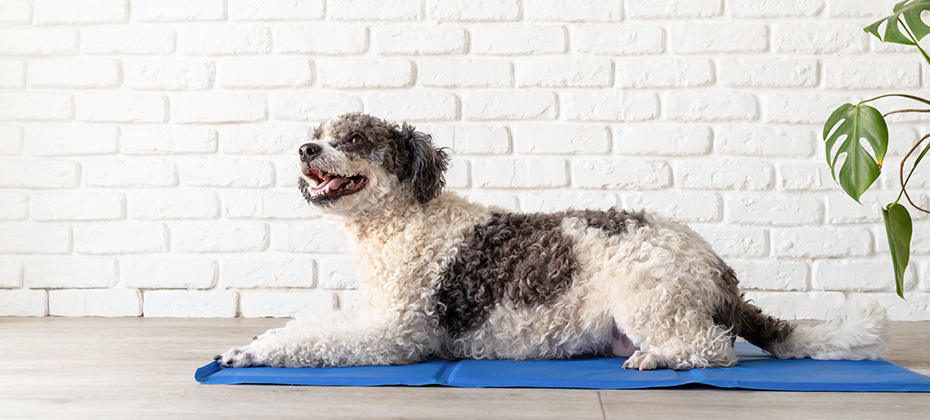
[864,0,930,45]
[822,103,889,202]
[882,203,912,298]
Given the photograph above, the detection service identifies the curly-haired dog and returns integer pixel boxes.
[217,113,888,370]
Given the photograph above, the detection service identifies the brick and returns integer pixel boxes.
[624,192,721,222]
[121,126,218,155]
[0,0,31,23]
[0,192,27,221]
[127,190,218,220]
[272,221,348,254]
[616,58,713,88]
[827,0,896,17]
[0,160,79,189]
[0,225,70,254]
[216,58,313,88]
[179,158,274,188]
[824,59,921,89]
[691,226,768,257]
[0,26,77,55]
[420,59,512,88]
[0,60,24,88]
[521,192,619,213]
[82,27,176,55]
[728,259,808,291]
[222,257,315,288]
[49,289,141,317]
[143,290,237,317]
[25,257,117,289]
[773,227,872,258]
[220,124,307,155]
[726,194,823,226]
[34,0,126,23]
[777,162,836,191]
[318,258,359,290]
[813,260,909,292]
[172,93,267,123]
[0,258,23,288]
[0,93,73,121]
[274,25,368,55]
[772,23,868,54]
[85,159,177,188]
[729,0,823,16]
[449,125,511,155]
[132,0,224,21]
[124,59,214,91]
[672,23,766,53]
[562,92,659,122]
[463,91,557,120]
[744,291,845,320]
[516,58,612,87]
[374,25,467,55]
[427,0,520,21]
[676,159,774,191]
[229,0,324,20]
[445,160,470,188]
[667,91,759,122]
[120,257,216,289]
[572,159,671,190]
[472,158,567,189]
[25,126,118,156]
[512,124,609,154]
[765,93,850,124]
[616,126,712,156]
[719,57,817,88]
[272,92,363,122]
[715,126,815,157]
[318,58,413,88]
[178,26,271,55]
[329,0,421,20]
[0,125,22,154]
[572,25,665,55]
[526,0,622,21]
[75,223,168,255]
[225,191,315,219]
[826,192,902,225]
[173,222,269,253]
[627,0,721,17]
[76,94,166,123]
[869,293,930,321]
[240,291,336,318]
[32,192,123,222]
[473,25,566,55]
[0,290,47,316]
[368,92,458,121]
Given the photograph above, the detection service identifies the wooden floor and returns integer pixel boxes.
[1,318,928,420]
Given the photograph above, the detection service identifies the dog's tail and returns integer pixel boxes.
[734,297,888,361]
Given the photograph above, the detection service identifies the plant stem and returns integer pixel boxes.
[896,133,930,213]
[884,109,930,117]
[900,19,930,69]
[859,93,930,107]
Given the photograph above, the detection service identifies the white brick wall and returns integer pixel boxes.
[0,0,927,320]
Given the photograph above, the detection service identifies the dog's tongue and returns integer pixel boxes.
[315,177,350,192]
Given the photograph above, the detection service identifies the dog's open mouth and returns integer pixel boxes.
[304,166,368,199]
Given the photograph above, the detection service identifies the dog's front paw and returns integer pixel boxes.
[622,350,666,371]
[215,346,263,368]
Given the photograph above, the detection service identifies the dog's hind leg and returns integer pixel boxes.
[620,320,736,370]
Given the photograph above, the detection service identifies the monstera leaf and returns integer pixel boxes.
[823,103,889,202]
[883,203,912,298]
[864,0,930,45]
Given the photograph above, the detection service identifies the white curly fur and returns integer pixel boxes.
[218,114,888,370]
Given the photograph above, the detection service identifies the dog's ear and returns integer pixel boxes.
[398,123,449,204]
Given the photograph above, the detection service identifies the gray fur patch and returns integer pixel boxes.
[435,208,649,337]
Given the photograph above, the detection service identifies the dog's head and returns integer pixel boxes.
[297,113,449,214]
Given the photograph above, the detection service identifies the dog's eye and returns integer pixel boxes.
[349,134,364,144]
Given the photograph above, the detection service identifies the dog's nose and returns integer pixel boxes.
[299,143,321,160]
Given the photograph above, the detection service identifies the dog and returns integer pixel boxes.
[217,113,887,370]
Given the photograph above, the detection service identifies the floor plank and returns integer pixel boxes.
[0,318,927,419]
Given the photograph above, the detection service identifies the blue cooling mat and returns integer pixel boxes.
[195,342,930,392]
